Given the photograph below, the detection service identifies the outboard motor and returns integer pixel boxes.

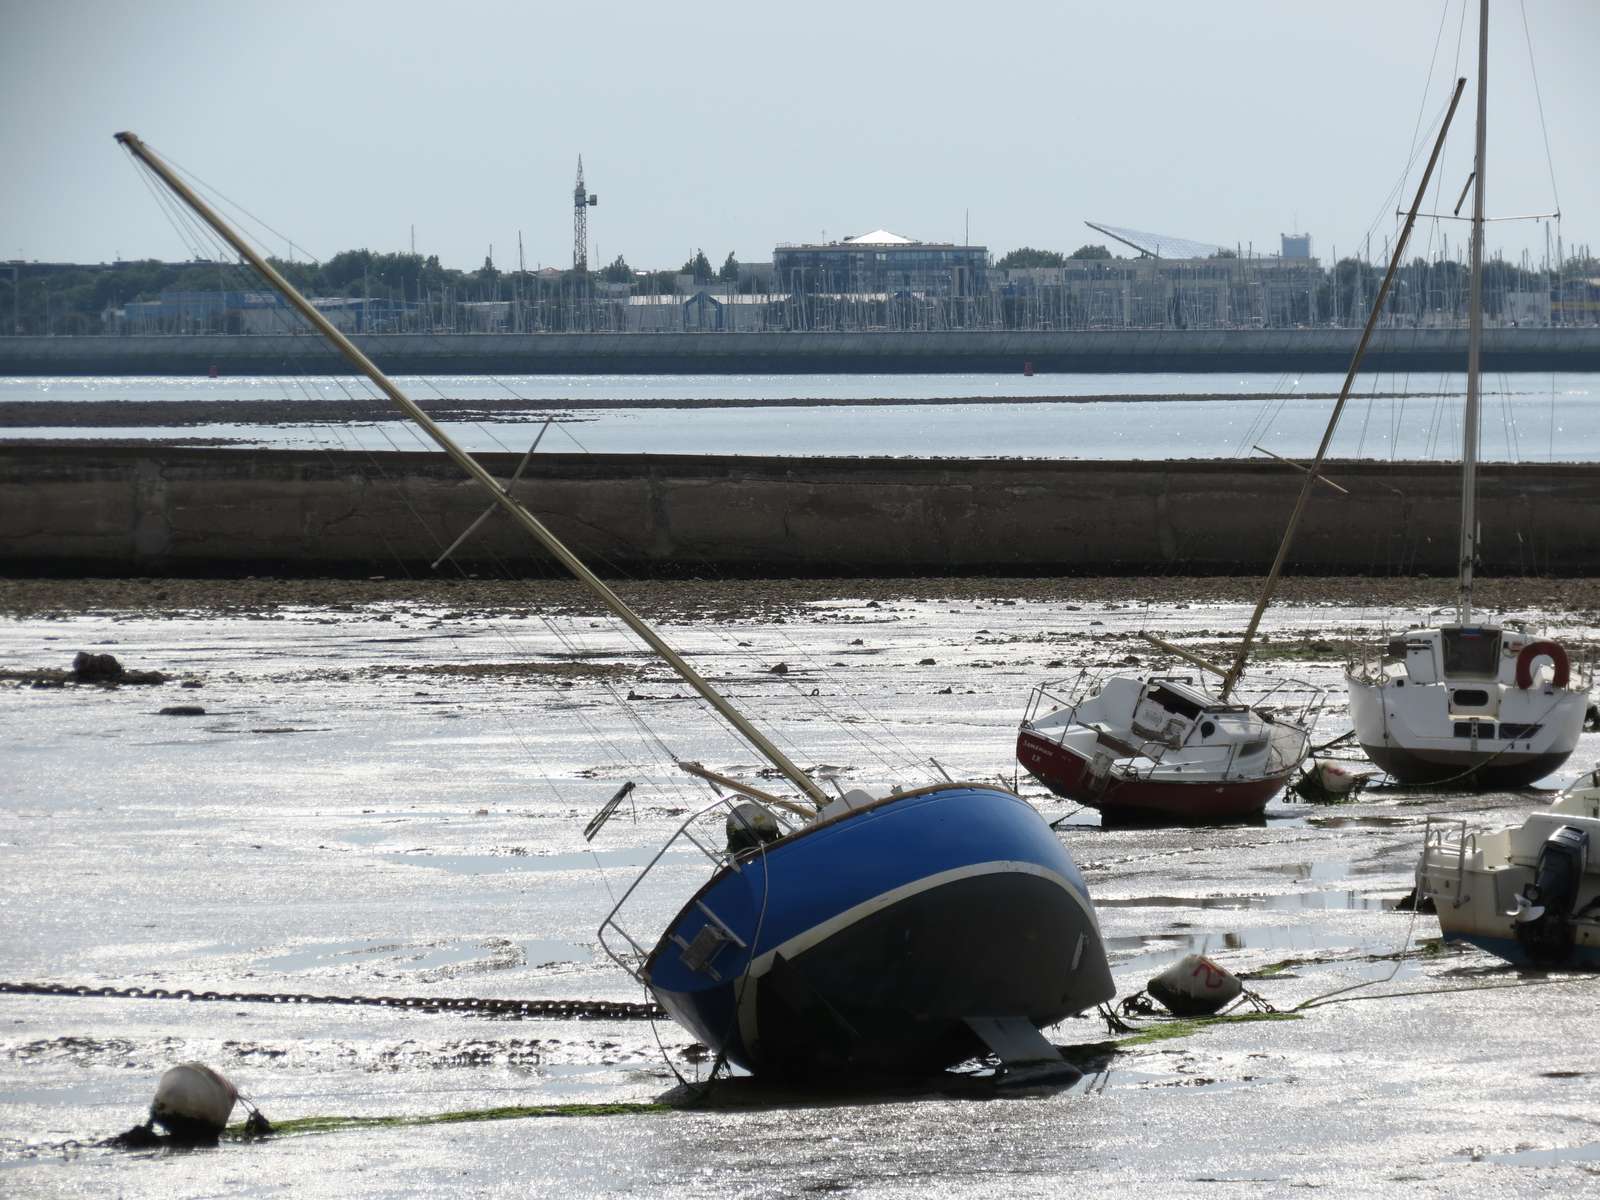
[1509,824,1590,964]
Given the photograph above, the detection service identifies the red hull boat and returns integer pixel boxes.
[1016,675,1318,825]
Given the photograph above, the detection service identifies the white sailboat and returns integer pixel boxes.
[1345,0,1589,788]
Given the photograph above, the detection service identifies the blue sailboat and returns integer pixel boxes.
[117,129,1114,1081]
[608,781,1111,1079]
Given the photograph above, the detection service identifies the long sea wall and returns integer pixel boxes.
[3,446,1596,576]
[4,327,1600,376]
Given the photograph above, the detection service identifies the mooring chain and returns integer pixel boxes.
[1238,986,1277,1014]
[0,980,664,1021]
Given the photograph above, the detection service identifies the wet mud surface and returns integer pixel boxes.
[2,578,1598,1196]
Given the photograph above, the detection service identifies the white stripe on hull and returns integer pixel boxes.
[736,860,1101,1060]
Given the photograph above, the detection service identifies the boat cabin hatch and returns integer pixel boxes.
[1440,626,1501,680]
[1144,678,1250,718]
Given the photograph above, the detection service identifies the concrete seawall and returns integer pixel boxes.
[4,327,1600,376]
[4,445,1597,576]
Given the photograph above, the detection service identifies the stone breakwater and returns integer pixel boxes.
[3,445,1598,576]
[3,326,1600,376]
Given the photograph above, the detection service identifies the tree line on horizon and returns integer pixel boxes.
[0,246,751,334]
[3,243,1595,335]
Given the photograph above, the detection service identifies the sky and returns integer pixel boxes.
[3,0,1597,273]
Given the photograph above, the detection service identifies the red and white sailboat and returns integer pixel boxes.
[1017,76,1472,824]
[1017,672,1317,824]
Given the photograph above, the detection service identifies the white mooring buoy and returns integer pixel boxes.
[150,1062,239,1141]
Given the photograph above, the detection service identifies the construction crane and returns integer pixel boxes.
[573,157,598,272]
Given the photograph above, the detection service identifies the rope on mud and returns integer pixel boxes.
[1308,728,1356,755]
[1289,901,1425,1011]
[1099,1000,1140,1033]
[1048,803,1088,830]
[0,980,664,1021]
[1287,895,1597,1013]
[1295,971,1599,1012]
[1230,987,1278,1015]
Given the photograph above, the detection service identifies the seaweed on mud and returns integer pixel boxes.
[224,1101,671,1140]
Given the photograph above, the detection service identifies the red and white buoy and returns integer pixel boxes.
[1147,954,1242,1016]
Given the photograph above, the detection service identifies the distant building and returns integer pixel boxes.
[774,230,986,297]
[736,260,775,292]
[1505,289,1552,326]
[624,289,781,332]
[118,289,288,334]
[997,222,1327,329]
[1280,233,1313,260]
[454,300,512,332]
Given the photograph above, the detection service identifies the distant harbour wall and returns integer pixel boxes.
[3,327,1600,376]
[3,445,1596,577]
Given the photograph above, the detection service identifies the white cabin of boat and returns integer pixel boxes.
[1027,675,1301,782]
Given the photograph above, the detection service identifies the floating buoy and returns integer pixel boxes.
[1147,954,1242,1017]
[150,1062,238,1142]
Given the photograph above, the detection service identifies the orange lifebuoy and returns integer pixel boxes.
[1515,640,1570,689]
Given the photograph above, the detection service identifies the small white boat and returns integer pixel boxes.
[1018,673,1320,824]
[1417,767,1600,968]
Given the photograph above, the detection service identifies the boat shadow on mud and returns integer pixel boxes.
[654,1039,1124,1111]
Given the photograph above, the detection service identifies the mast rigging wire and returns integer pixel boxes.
[1517,0,1560,215]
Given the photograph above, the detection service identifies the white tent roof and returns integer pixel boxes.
[1084,221,1228,260]
[844,229,914,245]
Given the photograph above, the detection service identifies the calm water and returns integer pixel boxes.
[4,370,1596,460]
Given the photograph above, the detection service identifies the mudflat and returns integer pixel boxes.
[2,578,1598,1196]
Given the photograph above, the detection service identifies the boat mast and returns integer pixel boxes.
[114,131,831,809]
[1218,77,1467,700]
[1458,0,1489,625]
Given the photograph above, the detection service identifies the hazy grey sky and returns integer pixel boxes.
[3,0,1596,271]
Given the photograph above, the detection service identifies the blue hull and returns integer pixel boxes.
[643,783,1112,1079]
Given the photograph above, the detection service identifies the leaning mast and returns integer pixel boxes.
[114,131,829,809]
[1217,77,1468,699]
